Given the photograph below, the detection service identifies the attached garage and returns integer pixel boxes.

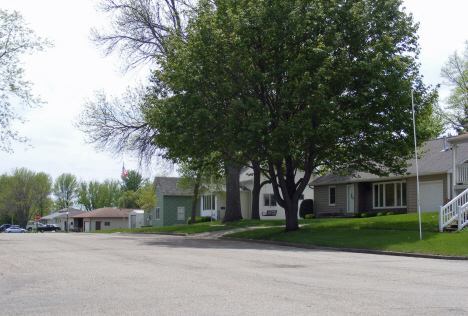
[419,181,444,213]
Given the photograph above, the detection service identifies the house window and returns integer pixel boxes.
[104,222,110,226]
[177,207,185,221]
[264,194,276,206]
[155,208,160,220]
[329,186,336,205]
[202,195,216,211]
[373,182,407,208]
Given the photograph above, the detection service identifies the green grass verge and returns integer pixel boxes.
[90,222,237,234]
[304,212,440,232]
[225,226,468,257]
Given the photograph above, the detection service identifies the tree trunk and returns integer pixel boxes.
[251,165,261,220]
[191,170,201,224]
[222,163,243,223]
[269,156,313,232]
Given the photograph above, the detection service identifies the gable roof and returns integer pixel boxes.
[71,208,134,218]
[155,177,192,196]
[311,137,468,186]
[41,208,82,220]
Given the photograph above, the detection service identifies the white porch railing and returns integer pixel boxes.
[457,163,468,183]
[458,202,468,231]
[439,188,468,232]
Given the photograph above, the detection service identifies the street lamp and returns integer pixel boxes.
[66,212,69,233]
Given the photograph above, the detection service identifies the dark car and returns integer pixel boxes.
[37,224,61,233]
[0,224,13,232]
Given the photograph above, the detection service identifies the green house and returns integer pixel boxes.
[147,177,201,227]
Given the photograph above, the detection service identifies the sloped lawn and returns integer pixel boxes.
[225,212,468,257]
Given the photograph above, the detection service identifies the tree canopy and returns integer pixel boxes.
[146,0,441,231]
[0,9,52,152]
[53,173,79,209]
[441,41,468,134]
[0,168,53,228]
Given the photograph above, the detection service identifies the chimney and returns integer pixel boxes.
[442,136,449,152]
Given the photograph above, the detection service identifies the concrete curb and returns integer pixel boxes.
[219,237,468,261]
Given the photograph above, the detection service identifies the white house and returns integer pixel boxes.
[198,168,315,220]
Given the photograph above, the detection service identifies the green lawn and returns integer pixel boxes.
[90,221,237,234]
[225,212,468,257]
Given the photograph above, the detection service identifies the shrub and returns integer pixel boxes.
[377,211,389,216]
[386,212,395,215]
[299,199,314,219]
[305,214,316,219]
[361,212,377,218]
[352,213,361,218]
[187,216,212,225]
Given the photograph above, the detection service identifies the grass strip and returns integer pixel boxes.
[225,226,468,257]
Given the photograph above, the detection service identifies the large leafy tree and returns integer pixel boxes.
[122,170,146,192]
[77,179,121,211]
[441,41,468,134]
[81,0,244,223]
[148,0,441,231]
[0,9,52,152]
[53,173,79,209]
[0,168,53,228]
[34,172,53,217]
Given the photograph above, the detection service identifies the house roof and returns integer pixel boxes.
[311,137,468,186]
[41,208,82,220]
[448,133,468,144]
[155,177,192,196]
[239,168,254,183]
[129,210,144,215]
[71,208,134,218]
[55,210,87,218]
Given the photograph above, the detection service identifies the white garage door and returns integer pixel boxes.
[419,181,443,213]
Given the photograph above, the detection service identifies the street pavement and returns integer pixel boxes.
[1,232,467,315]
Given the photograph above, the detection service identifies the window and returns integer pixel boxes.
[329,186,336,205]
[264,194,277,206]
[155,208,160,220]
[104,222,110,226]
[202,195,216,211]
[373,182,407,208]
[177,207,185,221]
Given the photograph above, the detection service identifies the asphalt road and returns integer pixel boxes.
[1,232,467,315]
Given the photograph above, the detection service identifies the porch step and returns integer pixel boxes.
[444,223,459,232]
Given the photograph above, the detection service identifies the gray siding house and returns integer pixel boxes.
[148,177,201,227]
[310,137,468,217]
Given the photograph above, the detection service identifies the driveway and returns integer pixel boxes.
[1,233,467,315]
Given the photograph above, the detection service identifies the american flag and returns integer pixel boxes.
[121,164,128,178]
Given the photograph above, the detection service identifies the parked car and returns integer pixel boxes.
[0,224,13,232]
[37,224,61,233]
[5,226,26,233]
[26,221,45,231]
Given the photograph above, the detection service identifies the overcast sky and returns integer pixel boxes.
[0,0,467,184]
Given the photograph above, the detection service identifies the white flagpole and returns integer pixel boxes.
[412,90,423,240]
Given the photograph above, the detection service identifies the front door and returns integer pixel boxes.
[84,221,90,232]
[95,221,101,231]
[347,185,355,213]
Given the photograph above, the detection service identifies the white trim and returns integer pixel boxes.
[372,181,407,209]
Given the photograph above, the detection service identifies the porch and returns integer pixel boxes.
[440,134,468,231]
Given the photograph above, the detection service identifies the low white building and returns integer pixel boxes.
[128,210,145,229]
